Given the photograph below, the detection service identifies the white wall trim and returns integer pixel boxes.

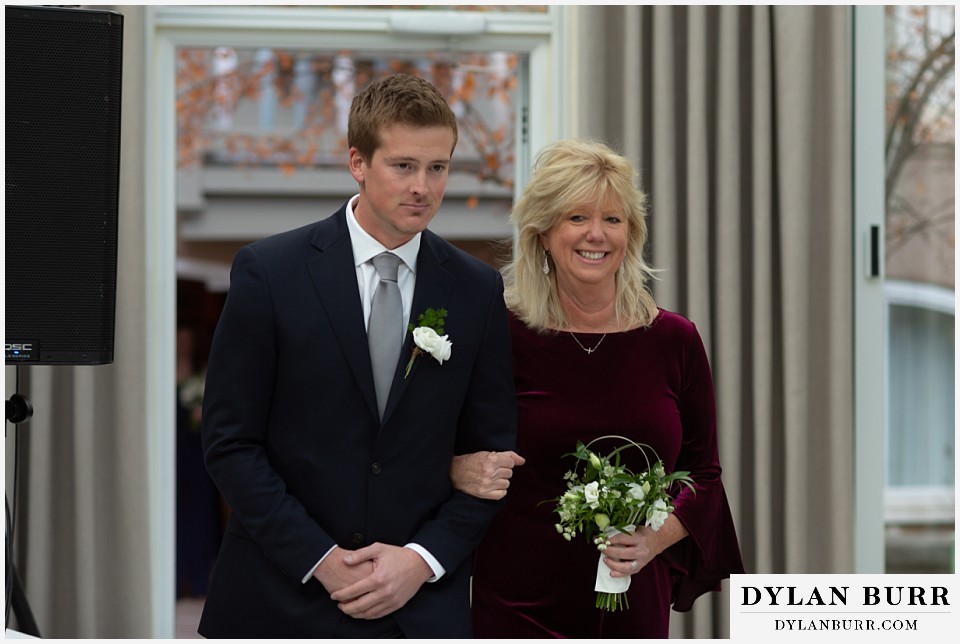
[885,487,956,525]
[151,6,555,37]
[144,6,177,638]
[852,5,887,574]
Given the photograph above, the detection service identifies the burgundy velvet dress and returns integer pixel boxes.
[471,309,745,638]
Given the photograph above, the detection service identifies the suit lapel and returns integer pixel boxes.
[381,231,454,426]
[306,209,379,420]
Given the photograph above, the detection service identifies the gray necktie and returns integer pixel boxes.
[368,252,403,418]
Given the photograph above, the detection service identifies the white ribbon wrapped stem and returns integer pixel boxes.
[594,524,635,593]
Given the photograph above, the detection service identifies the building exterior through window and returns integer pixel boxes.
[882,4,955,574]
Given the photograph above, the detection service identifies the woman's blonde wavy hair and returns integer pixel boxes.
[502,139,658,332]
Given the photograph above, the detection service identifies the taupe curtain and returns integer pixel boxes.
[6,6,156,638]
[576,5,855,638]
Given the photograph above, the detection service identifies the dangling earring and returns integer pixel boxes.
[542,249,550,275]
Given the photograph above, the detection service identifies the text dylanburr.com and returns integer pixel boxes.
[730,574,958,640]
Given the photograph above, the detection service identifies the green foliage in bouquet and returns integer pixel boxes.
[550,436,696,611]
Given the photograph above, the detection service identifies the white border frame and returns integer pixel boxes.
[145,5,568,636]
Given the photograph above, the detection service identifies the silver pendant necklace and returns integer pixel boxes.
[569,332,607,354]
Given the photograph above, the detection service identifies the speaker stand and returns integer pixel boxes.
[5,545,40,637]
[5,369,40,637]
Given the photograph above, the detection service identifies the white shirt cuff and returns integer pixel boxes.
[404,543,445,582]
[303,544,338,584]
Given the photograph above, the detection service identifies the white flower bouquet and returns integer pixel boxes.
[551,436,695,611]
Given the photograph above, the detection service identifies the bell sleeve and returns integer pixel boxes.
[662,318,746,612]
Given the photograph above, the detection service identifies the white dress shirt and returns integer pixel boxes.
[303,197,446,584]
[345,194,419,336]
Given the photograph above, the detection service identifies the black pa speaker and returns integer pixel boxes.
[5,5,124,365]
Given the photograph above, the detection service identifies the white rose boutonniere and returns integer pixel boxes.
[405,308,452,377]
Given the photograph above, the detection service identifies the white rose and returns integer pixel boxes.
[583,481,601,508]
[626,482,646,501]
[412,326,453,364]
[645,498,669,531]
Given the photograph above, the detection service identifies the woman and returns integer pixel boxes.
[451,139,744,637]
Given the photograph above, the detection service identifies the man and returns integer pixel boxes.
[198,74,517,638]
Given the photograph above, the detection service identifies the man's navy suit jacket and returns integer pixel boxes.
[198,206,517,638]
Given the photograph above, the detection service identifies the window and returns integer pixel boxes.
[882,4,955,573]
[176,46,523,244]
[166,6,561,244]
[177,47,519,190]
[885,283,954,489]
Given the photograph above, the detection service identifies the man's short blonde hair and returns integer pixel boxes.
[348,73,458,162]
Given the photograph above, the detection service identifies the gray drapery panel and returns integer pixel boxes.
[576,5,854,638]
[7,6,156,638]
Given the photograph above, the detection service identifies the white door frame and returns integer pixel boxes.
[851,4,886,573]
[144,5,569,636]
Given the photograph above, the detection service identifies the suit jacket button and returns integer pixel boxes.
[370,462,382,475]
[351,532,364,545]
